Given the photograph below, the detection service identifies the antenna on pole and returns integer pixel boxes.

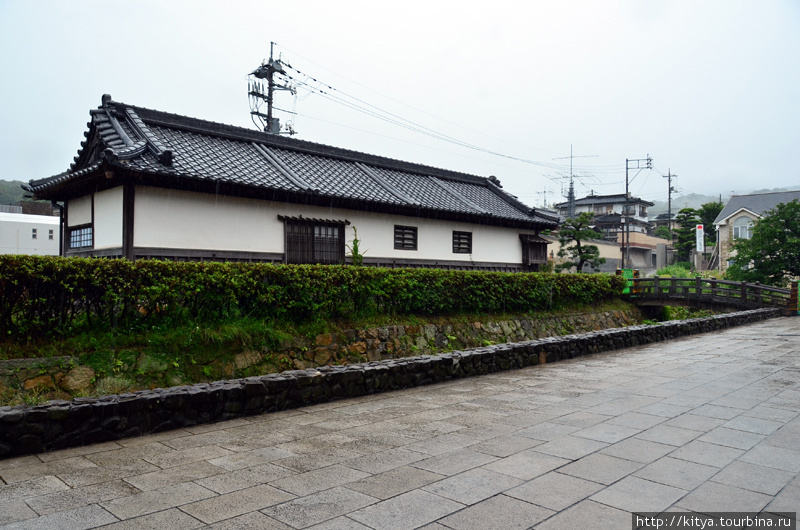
[248,42,297,135]
[552,145,598,219]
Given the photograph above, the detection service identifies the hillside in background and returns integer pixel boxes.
[0,180,28,205]
[649,186,800,215]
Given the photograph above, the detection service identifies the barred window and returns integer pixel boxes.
[394,225,418,251]
[452,231,472,253]
[69,226,93,249]
[284,219,345,264]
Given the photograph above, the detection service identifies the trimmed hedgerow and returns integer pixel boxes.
[0,256,626,341]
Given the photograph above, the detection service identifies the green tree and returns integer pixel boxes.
[726,199,800,287]
[556,212,605,273]
[654,225,672,240]
[697,200,724,246]
[674,208,700,262]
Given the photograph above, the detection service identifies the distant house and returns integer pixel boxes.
[553,193,653,242]
[24,95,557,271]
[651,212,678,233]
[554,193,657,270]
[713,190,800,273]
[0,212,60,255]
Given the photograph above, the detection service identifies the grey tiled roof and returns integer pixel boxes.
[27,95,557,229]
[554,194,654,208]
[714,191,800,224]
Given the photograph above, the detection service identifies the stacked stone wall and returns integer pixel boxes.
[0,308,781,458]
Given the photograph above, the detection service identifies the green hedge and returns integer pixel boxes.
[0,256,626,340]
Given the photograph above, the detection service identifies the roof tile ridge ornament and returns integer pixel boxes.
[354,162,418,206]
[124,108,173,166]
[430,177,489,215]
[93,95,173,167]
[251,142,318,193]
[94,95,146,165]
[99,96,136,147]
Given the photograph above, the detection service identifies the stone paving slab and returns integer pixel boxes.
[0,317,799,529]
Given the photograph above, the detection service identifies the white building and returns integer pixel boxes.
[25,95,557,271]
[0,212,60,255]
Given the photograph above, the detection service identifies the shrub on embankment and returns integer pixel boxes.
[0,255,626,342]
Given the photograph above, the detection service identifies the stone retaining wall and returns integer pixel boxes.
[1,309,644,398]
[0,308,781,458]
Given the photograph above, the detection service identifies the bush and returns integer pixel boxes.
[656,264,694,278]
[0,256,626,342]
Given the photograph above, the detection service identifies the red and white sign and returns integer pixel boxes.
[696,224,704,252]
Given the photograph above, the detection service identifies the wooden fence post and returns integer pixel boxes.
[790,281,799,316]
[695,277,703,303]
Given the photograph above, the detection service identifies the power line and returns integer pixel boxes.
[275,43,565,157]
[265,48,629,176]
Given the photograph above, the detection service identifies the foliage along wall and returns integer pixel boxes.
[0,256,626,341]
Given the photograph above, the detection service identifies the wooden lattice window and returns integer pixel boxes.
[283,218,346,264]
[394,225,418,251]
[452,231,472,254]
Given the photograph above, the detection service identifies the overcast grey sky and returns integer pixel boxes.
[1,0,798,208]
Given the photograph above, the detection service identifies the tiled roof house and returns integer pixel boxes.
[25,95,557,270]
[713,190,800,272]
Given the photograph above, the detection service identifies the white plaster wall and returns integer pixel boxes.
[347,214,529,264]
[0,214,60,255]
[94,187,123,249]
[133,186,533,264]
[67,195,92,226]
[134,187,279,251]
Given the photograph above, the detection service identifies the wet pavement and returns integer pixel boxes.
[1,317,798,529]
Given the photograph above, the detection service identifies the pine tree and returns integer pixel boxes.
[556,212,605,273]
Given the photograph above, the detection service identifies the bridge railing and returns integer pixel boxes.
[625,276,793,310]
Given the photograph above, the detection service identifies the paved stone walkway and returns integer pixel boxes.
[1,317,799,529]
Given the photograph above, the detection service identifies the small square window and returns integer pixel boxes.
[48,229,54,240]
[32,228,37,239]
[394,225,418,251]
[452,231,472,253]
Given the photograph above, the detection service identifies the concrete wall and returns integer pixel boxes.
[0,213,60,256]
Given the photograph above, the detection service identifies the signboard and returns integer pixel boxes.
[696,224,704,252]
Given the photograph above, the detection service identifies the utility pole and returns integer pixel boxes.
[663,169,677,241]
[624,155,653,268]
[248,42,294,134]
